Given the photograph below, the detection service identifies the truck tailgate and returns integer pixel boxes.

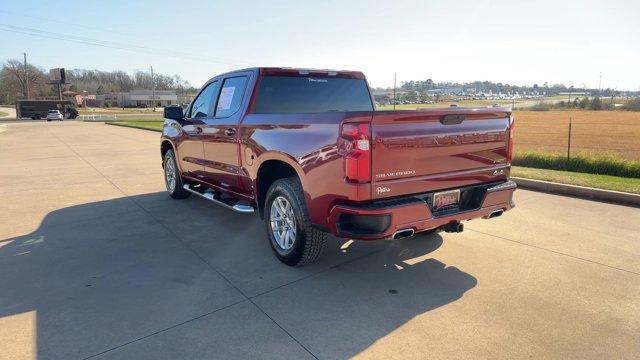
[370,108,511,199]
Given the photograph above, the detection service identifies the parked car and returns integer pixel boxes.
[46,110,63,121]
[160,67,516,266]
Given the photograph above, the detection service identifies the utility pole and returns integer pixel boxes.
[23,53,29,100]
[393,72,396,111]
[598,72,602,95]
[567,117,572,162]
[150,66,155,110]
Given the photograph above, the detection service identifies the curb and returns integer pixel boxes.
[105,122,162,132]
[512,177,640,207]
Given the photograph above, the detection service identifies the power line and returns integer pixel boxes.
[0,10,144,39]
[0,23,252,67]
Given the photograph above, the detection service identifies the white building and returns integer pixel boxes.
[118,90,177,107]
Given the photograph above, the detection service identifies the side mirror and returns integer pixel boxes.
[164,105,184,120]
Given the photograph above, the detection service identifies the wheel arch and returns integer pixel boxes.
[255,155,306,219]
[160,139,175,163]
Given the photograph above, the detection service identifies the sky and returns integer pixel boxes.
[1,0,639,90]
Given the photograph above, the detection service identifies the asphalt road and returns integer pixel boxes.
[1,122,639,360]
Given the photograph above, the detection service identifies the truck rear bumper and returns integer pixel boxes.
[327,180,516,240]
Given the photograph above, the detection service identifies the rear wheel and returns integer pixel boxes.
[163,149,190,199]
[265,178,327,266]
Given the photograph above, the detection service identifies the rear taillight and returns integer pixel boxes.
[507,115,515,163]
[341,123,371,183]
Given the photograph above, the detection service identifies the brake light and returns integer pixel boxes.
[341,123,371,183]
[507,115,515,163]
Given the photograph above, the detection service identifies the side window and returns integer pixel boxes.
[215,76,248,117]
[189,81,219,118]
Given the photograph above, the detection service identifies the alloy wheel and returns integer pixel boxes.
[165,156,177,193]
[270,196,296,251]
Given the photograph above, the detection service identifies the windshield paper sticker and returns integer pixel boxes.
[217,86,236,110]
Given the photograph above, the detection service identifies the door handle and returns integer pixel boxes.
[225,128,236,136]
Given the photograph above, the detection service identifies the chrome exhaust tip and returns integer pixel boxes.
[393,228,415,240]
[484,209,504,219]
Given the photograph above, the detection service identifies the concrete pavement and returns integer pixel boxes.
[1,122,639,359]
[0,106,16,118]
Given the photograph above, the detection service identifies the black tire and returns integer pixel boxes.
[163,149,190,199]
[265,178,327,266]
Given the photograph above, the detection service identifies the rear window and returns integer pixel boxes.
[254,76,373,113]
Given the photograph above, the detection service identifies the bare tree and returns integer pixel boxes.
[0,59,48,102]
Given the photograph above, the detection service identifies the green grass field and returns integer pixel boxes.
[106,120,163,130]
[513,152,640,178]
[511,166,640,194]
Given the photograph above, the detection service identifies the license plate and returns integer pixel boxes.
[433,189,460,211]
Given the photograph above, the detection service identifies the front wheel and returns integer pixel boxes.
[265,178,327,266]
[163,149,190,199]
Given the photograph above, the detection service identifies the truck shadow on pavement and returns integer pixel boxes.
[0,192,477,359]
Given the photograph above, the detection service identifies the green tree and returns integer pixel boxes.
[418,90,429,103]
[402,91,417,102]
[589,96,602,110]
[579,97,589,109]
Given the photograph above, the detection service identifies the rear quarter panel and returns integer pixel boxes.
[240,113,372,226]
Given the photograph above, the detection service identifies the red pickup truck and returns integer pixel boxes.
[161,67,516,266]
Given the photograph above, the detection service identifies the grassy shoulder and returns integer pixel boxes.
[106,120,163,130]
[513,152,640,178]
[79,107,163,115]
[512,166,640,194]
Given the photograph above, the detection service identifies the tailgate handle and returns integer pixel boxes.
[440,114,465,125]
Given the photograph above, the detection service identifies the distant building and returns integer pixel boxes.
[71,90,179,107]
[177,93,197,106]
[118,90,177,107]
[427,87,464,95]
[558,92,590,96]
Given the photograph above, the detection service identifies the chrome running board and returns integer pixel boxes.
[183,184,254,214]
